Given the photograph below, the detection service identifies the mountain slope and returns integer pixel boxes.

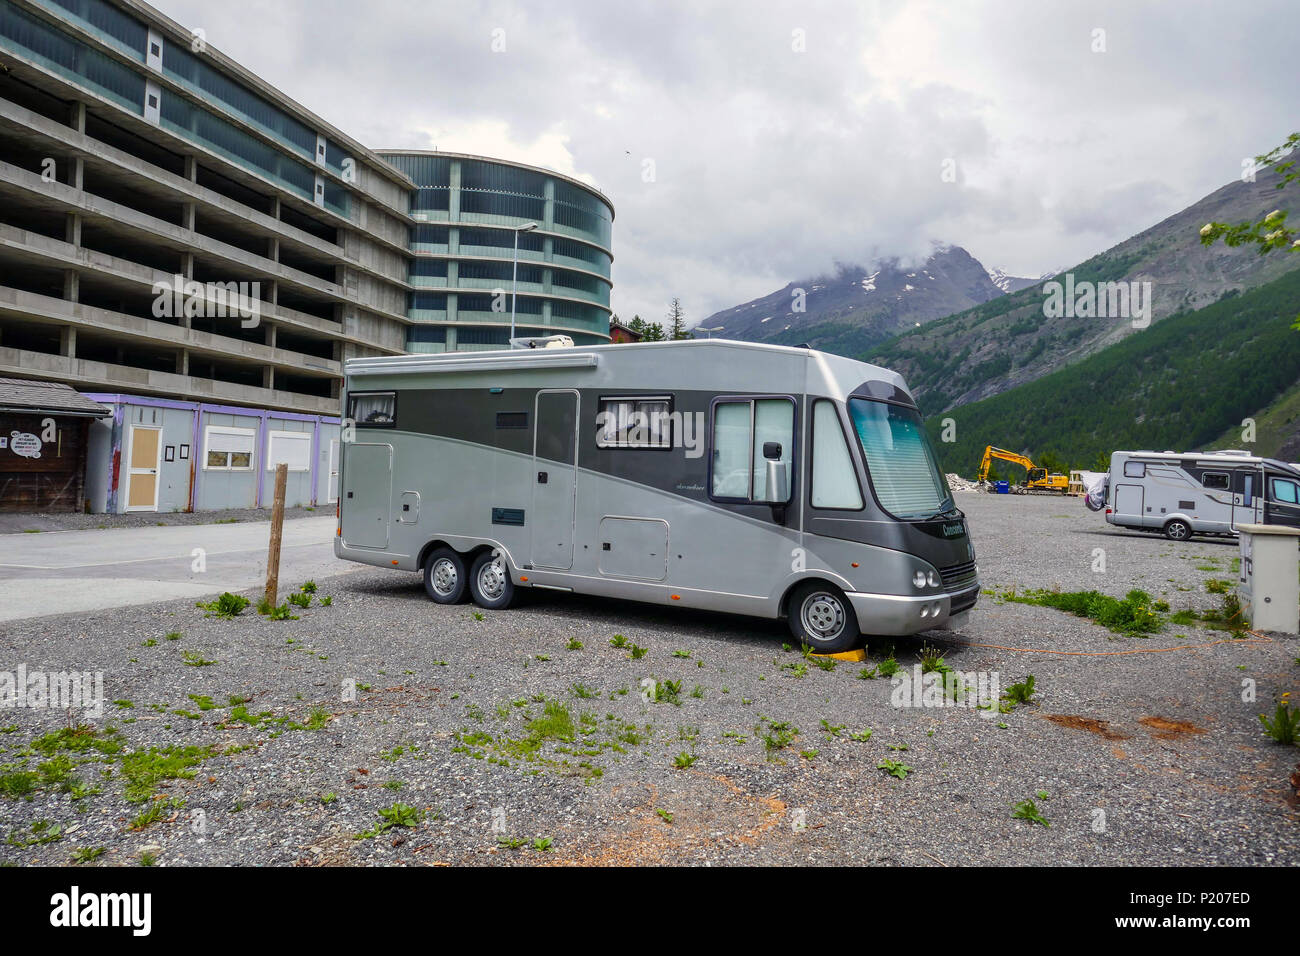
[871,163,1300,413]
[986,268,1046,294]
[698,246,1009,353]
[1208,378,1300,462]
[923,267,1300,476]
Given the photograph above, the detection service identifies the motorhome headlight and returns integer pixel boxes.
[912,570,927,589]
[927,570,940,588]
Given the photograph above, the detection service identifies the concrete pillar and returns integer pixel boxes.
[264,323,277,348]
[62,270,79,303]
[543,178,554,230]
[449,161,461,219]
[263,365,274,390]
[183,202,196,231]
[184,156,198,182]
[271,196,281,221]
[178,253,195,329]
[59,325,76,357]
[268,236,279,262]
[176,348,188,375]
[64,212,81,246]
[69,102,86,134]
[71,157,84,191]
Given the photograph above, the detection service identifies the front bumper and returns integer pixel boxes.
[845,581,980,636]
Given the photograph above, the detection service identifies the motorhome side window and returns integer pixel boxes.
[597,396,672,449]
[1272,478,1300,504]
[1201,472,1230,490]
[1123,461,1145,478]
[811,400,863,509]
[349,392,395,427]
[710,398,794,501]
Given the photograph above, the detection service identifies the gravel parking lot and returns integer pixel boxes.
[1,493,1296,866]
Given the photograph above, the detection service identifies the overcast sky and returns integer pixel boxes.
[158,0,1295,328]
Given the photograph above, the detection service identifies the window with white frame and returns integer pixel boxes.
[204,425,255,470]
[597,396,672,449]
[266,430,313,472]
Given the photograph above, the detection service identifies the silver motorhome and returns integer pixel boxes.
[334,340,978,651]
[1105,449,1300,540]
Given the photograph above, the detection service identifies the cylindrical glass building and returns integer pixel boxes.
[378,151,614,352]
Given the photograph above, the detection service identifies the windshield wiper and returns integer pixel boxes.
[916,501,957,522]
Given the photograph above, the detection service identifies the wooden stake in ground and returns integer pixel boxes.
[264,462,288,608]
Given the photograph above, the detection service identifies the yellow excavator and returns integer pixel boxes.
[977,445,1069,494]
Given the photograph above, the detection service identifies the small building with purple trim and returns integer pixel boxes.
[83,392,340,514]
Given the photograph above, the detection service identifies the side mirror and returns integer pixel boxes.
[764,458,789,504]
[763,441,782,461]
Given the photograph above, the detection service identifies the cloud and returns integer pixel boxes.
[156,0,1298,326]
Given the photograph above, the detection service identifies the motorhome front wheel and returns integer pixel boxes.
[423,548,467,604]
[788,583,861,653]
[469,551,517,610]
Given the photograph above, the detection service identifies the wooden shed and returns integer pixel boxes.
[0,379,111,513]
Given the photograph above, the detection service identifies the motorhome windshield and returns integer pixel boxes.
[848,398,953,520]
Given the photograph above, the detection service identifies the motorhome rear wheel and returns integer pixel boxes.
[1163,519,1191,541]
[423,548,467,604]
[469,551,517,610]
[788,582,861,653]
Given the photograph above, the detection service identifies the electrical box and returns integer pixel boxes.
[1237,524,1300,634]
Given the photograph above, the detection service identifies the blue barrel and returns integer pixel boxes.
[995,481,1011,494]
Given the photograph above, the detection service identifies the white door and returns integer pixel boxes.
[125,424,162,512]
[327,439,340,504]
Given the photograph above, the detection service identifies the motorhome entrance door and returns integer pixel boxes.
[1232,467,1263,531]
[532,390,579,570]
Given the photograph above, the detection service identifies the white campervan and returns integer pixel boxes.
[1104,449,1300,540]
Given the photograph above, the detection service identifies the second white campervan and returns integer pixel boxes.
[1104,449,1300,539]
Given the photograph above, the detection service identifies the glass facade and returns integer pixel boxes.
[160,93,317,200]
[1,0,145,112]
[42,0,145,60]
[162,43,317,158]
[6,0,358,220]
[379,151,613,351]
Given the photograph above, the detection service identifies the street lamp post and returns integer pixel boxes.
[510,222,539,343]
[696,325,725,339]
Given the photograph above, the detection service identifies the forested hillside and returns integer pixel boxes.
[923,267,1300,477]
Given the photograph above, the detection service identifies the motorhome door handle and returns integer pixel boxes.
[537,471,548,483]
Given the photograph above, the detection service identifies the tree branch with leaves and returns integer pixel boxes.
[1199,132,1300,255]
